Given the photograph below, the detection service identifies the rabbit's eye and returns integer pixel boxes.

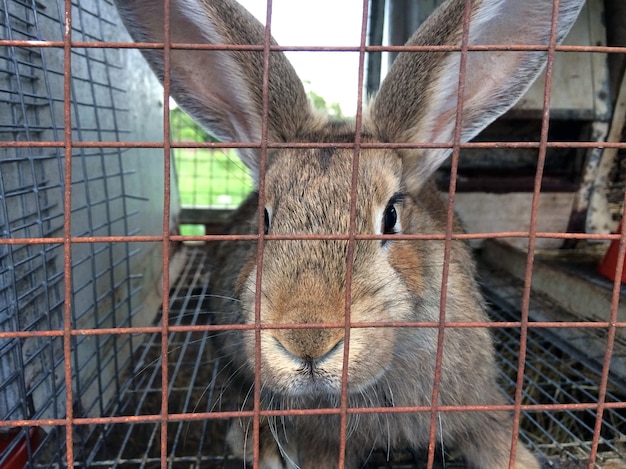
[382,193,403,239]
[383,204,397,235]
[264,207,271,234]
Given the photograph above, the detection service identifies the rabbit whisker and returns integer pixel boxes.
[439,413,446,469]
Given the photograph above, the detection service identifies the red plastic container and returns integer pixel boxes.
[0,428,43,469]
[598,221,626,283]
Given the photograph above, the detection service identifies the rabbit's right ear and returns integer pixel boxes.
[114,0,312,183]
[370,0,585,192]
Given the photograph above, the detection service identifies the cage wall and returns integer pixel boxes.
[0,0,176,466]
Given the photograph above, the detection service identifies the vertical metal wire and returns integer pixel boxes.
[62,0,74,465]
[426,0,472,467]
[589,189,626,463]
[252,1,275,465]
[160,0,173,467]
[337,2,370,466]
[509,0,562,466]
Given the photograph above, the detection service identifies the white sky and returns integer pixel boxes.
[237,0,366,116]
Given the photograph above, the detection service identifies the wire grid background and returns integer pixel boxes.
[0,0,625,468]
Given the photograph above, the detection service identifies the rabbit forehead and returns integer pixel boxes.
[265,147,403,234]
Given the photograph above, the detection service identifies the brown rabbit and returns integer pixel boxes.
[114,0,585,467]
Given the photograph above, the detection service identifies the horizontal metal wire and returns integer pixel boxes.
[1,39,625,54]
[1,140,626,149]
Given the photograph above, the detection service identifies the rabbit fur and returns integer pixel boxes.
[114,0,585,467]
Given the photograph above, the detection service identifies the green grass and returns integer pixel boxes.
[173,147,252,208]
[179,224,206,236]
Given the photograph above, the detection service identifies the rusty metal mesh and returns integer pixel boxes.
[0,0,626,468]
[72,247,626,468]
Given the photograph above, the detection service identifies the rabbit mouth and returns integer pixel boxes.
[256,329,393,399]
[261,356,386,401]
[263,339,345,397]
[262,364,388,407]
[278,371,343,398]
[255,369,338,402]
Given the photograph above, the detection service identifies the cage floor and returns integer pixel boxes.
[84,246,626,469]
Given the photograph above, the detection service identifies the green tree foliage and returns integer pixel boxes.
[307,89,343,118]
[170,107,217,143]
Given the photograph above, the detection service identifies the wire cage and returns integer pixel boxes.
[1,0,626,468]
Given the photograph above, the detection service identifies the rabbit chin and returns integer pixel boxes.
[260,367,387,402]
[262,372,344,399]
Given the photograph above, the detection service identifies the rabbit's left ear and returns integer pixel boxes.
[370,0,585,191]
[114,0,312,183]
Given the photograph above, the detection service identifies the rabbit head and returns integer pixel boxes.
[115,0,584,467]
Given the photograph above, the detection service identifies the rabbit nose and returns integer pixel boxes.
[273,328,344,363]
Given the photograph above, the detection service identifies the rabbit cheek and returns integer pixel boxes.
[234,258,256,300]
[347,328,396,386]
[387,241,424,296]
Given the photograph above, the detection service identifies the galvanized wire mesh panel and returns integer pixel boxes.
[0,0,161,466]
[2,1,72,465]
[483,270,626,465]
